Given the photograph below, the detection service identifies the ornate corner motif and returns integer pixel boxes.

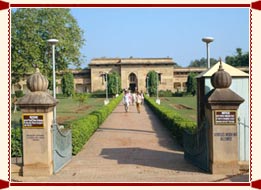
[0,0,9,10]
[0,179,9,189]
[252,0,261,10]
[252,179,261,189]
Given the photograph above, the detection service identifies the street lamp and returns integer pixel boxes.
[101,72,109,105]
[47,38,59,125]
[202,37,214,69]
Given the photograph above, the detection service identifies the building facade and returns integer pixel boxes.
[89,58,174,93]
[12,57,249,94]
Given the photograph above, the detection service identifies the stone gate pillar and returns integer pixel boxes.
[17,68,57,176]
[205,62,244,174]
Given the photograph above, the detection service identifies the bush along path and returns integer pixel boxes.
[71,94,123,155]
[144,95,196,146]
[10,95,123,158]
[11,95,248,182]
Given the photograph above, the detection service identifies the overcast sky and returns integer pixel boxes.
[70,8,249,68]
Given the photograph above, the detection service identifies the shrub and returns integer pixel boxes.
[11,95,123,157]
[147,71,157,96]
[173,91,184,97]
[15,90,24,98]
[71,115,98,154]
[11,126,23,157]
[159,90,173,97]
[61,72,75,97]
[73,93,89,105]
[56,93,69,99]
[91,90,106,98]
[172,91,192,97]
[71,94,123,155]
[144,95,196,146]
[107,72,121,96]
[186,72,197,96]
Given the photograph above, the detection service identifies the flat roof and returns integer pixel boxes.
[89,57,175,66]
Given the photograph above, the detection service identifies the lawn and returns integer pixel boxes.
[159,96,197,122]
[11,96,106,128]
[55,97,105,124]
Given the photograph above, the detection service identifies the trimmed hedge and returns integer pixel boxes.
[159,90,173,97]
[11,95,123,157]
[144,96,196,146]
[71,94,123,155]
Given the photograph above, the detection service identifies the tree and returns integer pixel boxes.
[186,73,197,96]
[147,71,158,96]
[73,93,88,106]
[61,71,74,97]
[225,48,249,67]
[107,72,121,95]
[11,8,85,87]
[188,57,218,68]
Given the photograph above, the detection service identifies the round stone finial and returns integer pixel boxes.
[26,68,49,92]
[211,60,232,88]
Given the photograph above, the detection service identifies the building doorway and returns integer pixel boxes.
[128,73,137,92]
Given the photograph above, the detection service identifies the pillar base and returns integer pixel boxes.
[23,163,53,176]
[210,161,239,174]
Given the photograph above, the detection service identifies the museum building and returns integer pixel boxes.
[12,57,248,94]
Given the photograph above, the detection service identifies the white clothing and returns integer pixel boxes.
[136,94,142,104]
[123,94,130,105]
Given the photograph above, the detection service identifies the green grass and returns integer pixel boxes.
[55,97,105,124]
[157,96,197,122]
[11,96,107,128]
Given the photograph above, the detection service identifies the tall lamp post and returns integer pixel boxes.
[47,38,59,125]
[202,37,214,69]
[101,72,109,105]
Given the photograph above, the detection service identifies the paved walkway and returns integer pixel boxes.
[12,102,249,182]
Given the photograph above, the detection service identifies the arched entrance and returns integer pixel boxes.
[128,73,137,92]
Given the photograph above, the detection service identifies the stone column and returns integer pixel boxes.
[17,68,57,176]
[205,62,244,174]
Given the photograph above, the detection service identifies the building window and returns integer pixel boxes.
[129,73,136,83]
[174,82,181,88]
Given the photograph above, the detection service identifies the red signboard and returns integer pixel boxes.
[214,111,236,125]
[22,114,44,128]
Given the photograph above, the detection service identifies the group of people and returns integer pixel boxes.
[123,89,144,113]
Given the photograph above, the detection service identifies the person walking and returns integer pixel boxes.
[140,90,144,105]
[135,91,142,113]
[132,92,137,106]
[123,90,130,112]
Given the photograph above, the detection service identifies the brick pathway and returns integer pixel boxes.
[12,102,249,182]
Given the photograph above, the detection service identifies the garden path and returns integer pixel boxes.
[12,102,248,182]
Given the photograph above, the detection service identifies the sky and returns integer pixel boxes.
[70,8,249,68]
